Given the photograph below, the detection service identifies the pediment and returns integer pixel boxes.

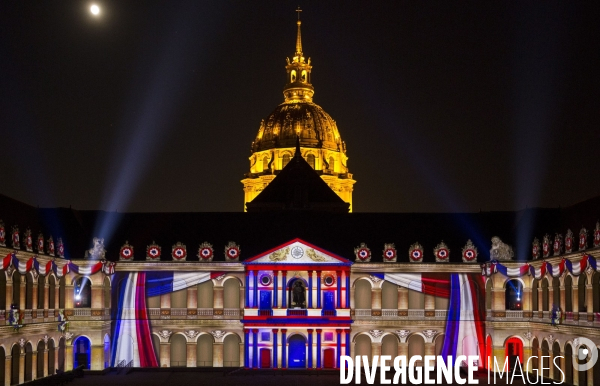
[244,238,351,265]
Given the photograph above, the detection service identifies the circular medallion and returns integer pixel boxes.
[323,274,335,286]
[199,247,213,259]
[120,247,133,259]
[148,247,160,258]
[463,249,476,261]
[437,249,449,259]
[260,274,272,286]
[291,246,304,259]
[173,247,186,259]
[410,249,422,261]
[357,248,370,260]
[384,248,396,260]
[226,247,240,260]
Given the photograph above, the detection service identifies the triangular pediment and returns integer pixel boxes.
[244,238,351,265]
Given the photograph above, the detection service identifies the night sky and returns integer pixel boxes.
[1,1,599,213]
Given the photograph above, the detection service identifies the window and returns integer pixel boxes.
[328,157,335,172]
[301,70,307,82]
[324,332,334,342]
[282,154,291,168]
[261,332,271,342]
[74,277,91,308]
[262,156,269,172]
[290,70,296,83]
[307,154,315,169]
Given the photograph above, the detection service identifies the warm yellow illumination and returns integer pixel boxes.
[90,4,100,15]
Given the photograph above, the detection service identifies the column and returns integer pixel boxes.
[160,343,170,367]
[54,347,59,372]
[398,342,408,358]
[44,283,50,311]
[523,287,532,313]
[239,342,245,369]
[307,329,313,369]
[214,286,224,315]
[160,293,171,309]
[316,272,322,309]
[424,342,435,356]
[308,271,313,309]
[272,329,278,368]
[54,286,59,311]
[32,281,38,310]
[187,343,196,367]
[91,345,104,370]
[239,284,245,310]
[559,284,566,313]
[273,271,279,308]
[371,287,382,316]
[371,341,382,361]
[424,293,435,316]
[43,349,48,377]
[4,355,10,386]
[336,271,342,309]
[213,343,223,367]
[64,284,74,310]
[19,353,25,384]
[491,287,504,311]
[91,284,102,309]
[398,287,408,314]
[65,345,73,371]
[244,330,249,368]
[187,286,197,310]
[5,281,12,313]
[281,329,287,368]
[253,272,258,309]
[245,272,250,308]
[32,351,37,380]
[20,276,26,309]
[345,331,350,356]
[538,287,543,316]
[523,346,532,373]
[336,329,342,369]
[252,329,258,368]
[316,329,322,369]
[345,272,350,309]
[586,282,593,321]
[572,284,579,314]
[282,272,287,308]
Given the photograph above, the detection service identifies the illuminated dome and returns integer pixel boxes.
[242,16,355,211]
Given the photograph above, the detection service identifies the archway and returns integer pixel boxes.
[552,342,560,381]
[532,280,539,311]
[25,274,33,309]
[103,334,110,368]
[59,276,66,309]
[564,343,573,385]
[505,279,523,310]
[12,272,21,308]
[48,339,55,375]
[354,280,371,310]
[381,282,398,309]
[24,342,33,382]
[593,348,600,386]
[170,334,186,367]
[74,277,91,308]
[540,340,549,378]
[287,279,307,309]
[37,340,45,378]
[197,334,213,367]
[48,276,56,310]
[542,278,549,311]
[73,336,91,369]
[11,344,19,385]
[408,334,425,367]
[578,275,586,312]
[354,334,371,365]
[593,272,600,313]
[505,337,523,371]
[578,343,588,386]
[197,280,214,308]
[223,334,241,367]
[0,272,6,310]
[552,278,560,309]
[564,276,573,312]
[288,334,306,368]
[531,338,539,374]
[223,278,241,309]
[434,334,444,356]
[37,276,45,310]
[58,337,65,371]
[485,280,492,310]
[103,277,111,309]
[381,334,398,367]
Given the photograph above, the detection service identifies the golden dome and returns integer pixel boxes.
[252,102,346,153]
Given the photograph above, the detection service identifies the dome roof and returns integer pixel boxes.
[252,101,345,153]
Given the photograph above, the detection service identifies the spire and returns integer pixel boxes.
[295,7,303,57]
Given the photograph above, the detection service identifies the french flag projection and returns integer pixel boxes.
[484,254,598,279]
[111,271,224,367]
[2,252,112,277]
[372,272,485,365]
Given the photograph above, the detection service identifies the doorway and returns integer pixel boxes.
[288,335,306,368]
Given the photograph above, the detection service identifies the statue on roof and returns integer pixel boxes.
[490,236,514,261]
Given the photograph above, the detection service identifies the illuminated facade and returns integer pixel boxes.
[241,18,355,212]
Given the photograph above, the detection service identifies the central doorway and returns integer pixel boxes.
[323,348,335,369]
[288,334,306,368]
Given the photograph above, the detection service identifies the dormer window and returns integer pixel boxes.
[301,70,307,82]
[291,70,297,82]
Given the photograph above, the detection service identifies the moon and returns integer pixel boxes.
[90,4,100,15]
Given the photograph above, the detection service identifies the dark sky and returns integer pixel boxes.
[1,1,599,213]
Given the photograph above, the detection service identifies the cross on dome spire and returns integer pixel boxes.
[295,7,303,58]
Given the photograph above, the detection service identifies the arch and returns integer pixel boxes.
[381,281,397,309]
[505,279,523,310]
[354,334,371,365]
[504,337,523,371]
[74,277,92,308]
[577,274,586,312]
[381,334,398,367]
[197,280,214,308]
[223,277,241,309]
[564,275,573,312]
[262,155,269,172]
[552,277,560,308]
[564,342,573,385]
[434,333,445,356]
[11,343,20,385]
[170,288,187,308]
[37,275,45,310]
[103,334,110,369]
[531,337,539,373]
[12,272,21,307]
[594,348,600,386]
[59,276,66,309]
[408,334,425,366]
[24,342,33,382]
[58,337,65,372]
[0,272,5,310]
[48,275,56,309]
[593,272,600,313]
[223,333,241,367]
[301,70,307,83]
[37,340,45,378]
[288,334,307,368]
[541,278,549,311]
[306,154,315,169]
[290,70,297,83]
[48,337,55,375]
[328,156,335,172]
[170,334,187,367]
[73,336,91,369]
[541,340,550,378]
[103,276,111,309]
[25,273,33,309]
[282,153,291,169]
[354,278,371,309]
[287,278,307,309]
[552,341,561,381]
[532,279,539,311]
[197,333,213,367]
[485,279,492,310]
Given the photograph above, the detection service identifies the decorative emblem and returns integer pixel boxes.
[37,233,44,254]
[594,221,600,248]
[157,330,172,340]
[185,330,200,339]
[146,241,161,260]
[210,330,226,340]
[11,225,20,249]
[323,273,335,286]
[434,241,450,262]
[0,219,5,247]
[354,243,371,262]
[58,309,69,333]
[579,227,588,251]
[383,243,397,262]
[490,236,514,261]
[553,233,563,256]
[57,238,65,258]
[395,330,410,341]
[461,240,478,262]
[524,331,533,341]
[224,241,240,261]
[18,338,26,348]
[119,241,134,261]
[542,234,550,258]
[9,306,24,331]
[259,274,272,286]
[269,247,289,262]
[64,332,74,341]
[87,237,106,260]
[306,248,326,261]
[532,238,540,259]
[102,260,116,275]
[47,236,55,256]
[368,330,384,339]
[43,335,49,344]
[172,242,187,261]
[198,242,214,261]
[422,330,438,340]
[291,246,304,259]
[24,228,33,252]
[547,334,555,345]
[564,229,573,253]
[572,338,579,348]
[408,242,423,263]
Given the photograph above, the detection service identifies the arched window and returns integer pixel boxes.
[542,278,549,311]
[74,277,91,308]
[290,70,296,83]
[532,280,539,311]
[328,157,335,172]
[565,275,573,312]
[505,279,523,310]
[262,156,269,172]
[306,154,315,169]
[301,70,307,82]
[73,336,91,369]
[282,154,291,169]
[578,275,586,312]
